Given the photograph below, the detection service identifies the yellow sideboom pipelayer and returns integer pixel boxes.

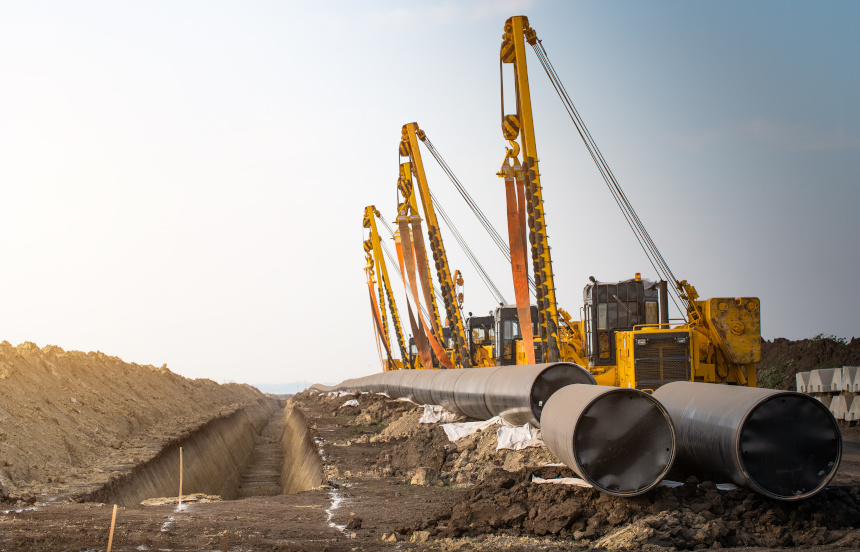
[497,15,760,389]
[363,15,761,389]
[363,206,409,371]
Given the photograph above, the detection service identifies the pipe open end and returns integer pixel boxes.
[529,363,596,423]
[740,394,841,500]
[574,389,675,496]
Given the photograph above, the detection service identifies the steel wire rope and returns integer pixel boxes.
[429,189,508,306]
[535,44,680,292]
[420,136,538,296]
[377,237,435,328]
[530,40,689,318]
[532,43,683,308]
[376,218,440,323]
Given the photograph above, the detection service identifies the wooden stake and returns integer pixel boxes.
[179,446,183,502]
[106,504,117,552]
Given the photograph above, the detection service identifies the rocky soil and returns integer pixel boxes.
[430,467,860,549]
[303,389,860,551]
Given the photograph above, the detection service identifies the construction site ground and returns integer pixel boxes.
[3,336,860,551]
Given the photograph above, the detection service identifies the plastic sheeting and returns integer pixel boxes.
[531,475,592,487]
[418,405,461,424]
[497,423,543,451]
[441,417,502,441]
[440,417,545,451]
[532,476,740,492]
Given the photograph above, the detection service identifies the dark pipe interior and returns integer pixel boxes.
[574,390,675,495]
[740,394,841,498]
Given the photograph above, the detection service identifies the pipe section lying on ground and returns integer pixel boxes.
[653,381,842,500]
[312,363,595,426]
[541,384,676,496]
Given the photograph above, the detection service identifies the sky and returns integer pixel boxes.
[1,1,858,386]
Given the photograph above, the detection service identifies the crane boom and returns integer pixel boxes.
[493,15,758,388]
[499,16,560,362]
[363,205,411,369]
[400,123,472,368]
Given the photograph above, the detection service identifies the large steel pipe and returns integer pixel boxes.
[317,363,595,426]
[541,384,676,496]
[486,363,596,426]
[452,366,503,420]
[653,381,841,500]
[410,370,444,405]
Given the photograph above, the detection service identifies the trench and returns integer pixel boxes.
[83,398,323,507]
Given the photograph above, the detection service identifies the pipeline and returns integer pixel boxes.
[314,364,676,496]
[318,372,841,500]
[654,381,841,500]
[314,363,595,426]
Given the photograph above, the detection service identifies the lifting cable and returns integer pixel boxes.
[380,206,507,310]
[429,189,508,306]
[420,136,537,297]
[530,40,689,319]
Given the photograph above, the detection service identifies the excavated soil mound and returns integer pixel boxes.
[372,416,558,487]
[0,341,264,502]
[427,466,860,549]
[758,336,860,390]
[310,391,417,427]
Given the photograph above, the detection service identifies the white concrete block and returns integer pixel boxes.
[829,394,849,420]
[848,396,860,421]
[852,367,860,393]
[843,367,858,392]
[809,368,842,393]
[796,371,811,393]
[814,394,833,409]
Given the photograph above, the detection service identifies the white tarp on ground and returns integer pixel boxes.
[532,476,739,491]
[326,391,354,397]
[440,417,545,450]
[418,405,461,424]
[497,423,543,451]
[659,481,740,491]
[531,475,592,487]
[340,399,360,408]
[441,417,503,441]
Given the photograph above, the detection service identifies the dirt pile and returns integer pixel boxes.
[758,336,860,390]
[354,398,559,488]
[0,341,264,502]
[309,390,417,428]
[422,466,860,549]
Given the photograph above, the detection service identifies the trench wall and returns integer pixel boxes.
[85,398,277,507]
[280,400,323,493]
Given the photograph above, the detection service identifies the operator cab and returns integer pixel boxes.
[465,314,494,361]
[582,275,660,367]
[407,331,453,369]
[494,305,541,365]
